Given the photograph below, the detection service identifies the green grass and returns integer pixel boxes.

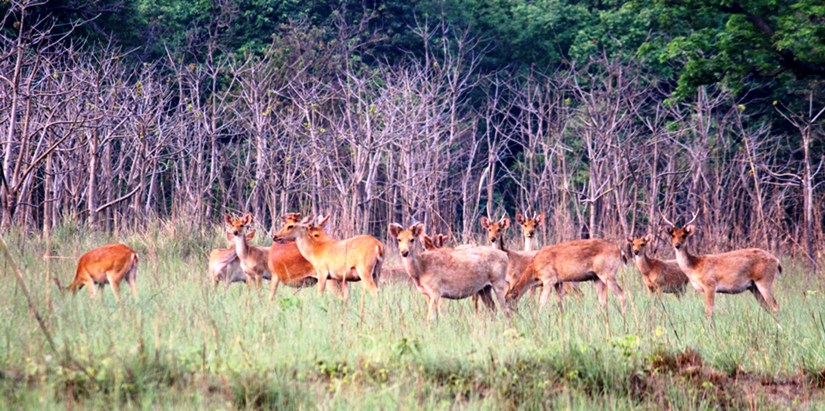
[1,222,824,409]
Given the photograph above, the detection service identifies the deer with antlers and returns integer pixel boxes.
[663,212,781,318]
[272,215,383,299]
[225,214,272,288]
[389,223,508,320]
[627,234,688,295]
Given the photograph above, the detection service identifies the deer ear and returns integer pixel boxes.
[480,216,490,228]
[243,214,252,225]
[501,218,511,229]
[224,214,232,225]
[644,234,653,243]
[535,213,545,226]
[421,235,435,250]
[388,223,403,238]
[437,234,448,247]
[685,225,696,236]
[626,237,633,243]
[411,223,425,237]
[515,212,525,224]
[246,230,256,241]
[664,226,674,235]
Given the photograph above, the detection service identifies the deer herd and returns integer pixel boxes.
[57,209,783,321]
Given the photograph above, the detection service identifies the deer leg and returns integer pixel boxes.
[479,286,496,313]
[493,282,509,318]
[606,277,627,313]
[754,280,779,313]
[316,271,328,295]
[538,283,553,311]
[703,288,716,318]
[86,278,96,299]
[554,282,565,314]
[358,264,379,296]
[428,295,440,321]
[594,279,607,306]
[472,294,480,314]
[269,277,281,302]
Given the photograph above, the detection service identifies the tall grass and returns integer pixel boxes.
[1,222,824,409]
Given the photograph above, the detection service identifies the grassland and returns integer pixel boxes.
[1,222,824,409]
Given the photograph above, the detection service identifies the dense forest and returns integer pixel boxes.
[1,0,823,266]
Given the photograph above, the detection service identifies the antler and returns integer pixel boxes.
[661,212,676,228]
[684,210,699,226]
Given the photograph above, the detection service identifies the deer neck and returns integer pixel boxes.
[401,248,423,281]
[634,252,652,273]
[674,245,698,271]
[233,234,250,260]
[293,232,323,263]
[523,236,537,252]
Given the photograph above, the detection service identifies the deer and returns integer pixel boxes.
[663,212,781,318]
[515,211,545,252]
[208,230,256,286]
[272,215,384,299]
[53,244,139,300]
[267,213,320,301]
[389,223,509,320]
[225,214,272,288]
[505,238,626,313]
[627,234,688,295]
[420,232,497,313]
[481,215,583,298]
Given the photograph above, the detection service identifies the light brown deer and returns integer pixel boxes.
[627,234,688,295]
[663,212,781,318]
[505,239,626,313]
[515,211,545,252]
[481,215,583,298]
[225,214,272,288]
[209,230,256,286]
[54,244,139,300]
[420,232,497,312]
[272,215,384,298]
[268,213,319,300]
[389,223,509,320]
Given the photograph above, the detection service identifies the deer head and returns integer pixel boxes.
[480,216,510,247]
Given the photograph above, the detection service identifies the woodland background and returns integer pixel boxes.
[1,0,823,267]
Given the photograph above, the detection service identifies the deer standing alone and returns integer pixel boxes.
[506,238,626,313]
[663,212,781,318]
[54,244,139,300]
[627,234,688,295]
[225,214,272,288]
[389,223,509,320]
[272,215,383,299]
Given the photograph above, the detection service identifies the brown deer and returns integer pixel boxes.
[209,230,256,286]
[663,212,781,318]
[627,234,688,295]
[481,215,583,298]
[54,244,139,300]
[420,232,497,312]
[268,213,319,300]
[225,214,272,288]
[389,223,509,320]
[505,239,626,313]
[515,211,545,252]
[272,215,384,298]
